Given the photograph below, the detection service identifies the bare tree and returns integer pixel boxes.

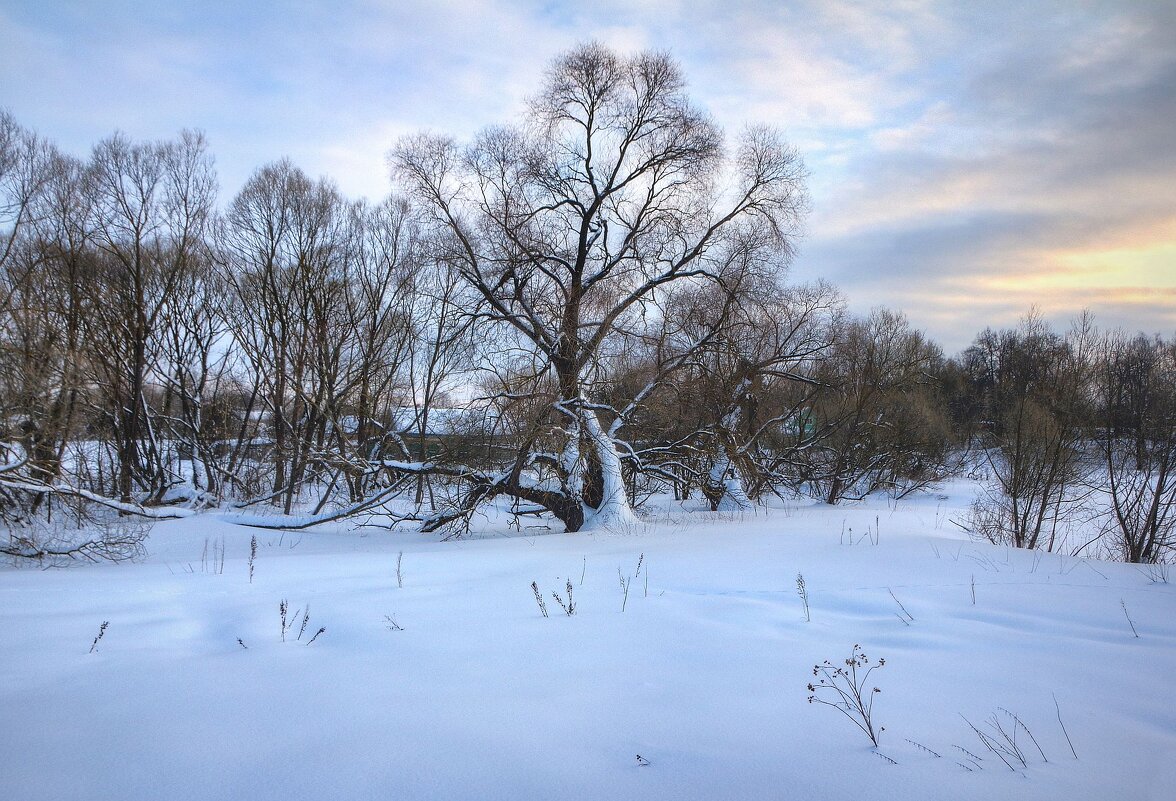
[810,308,950,504]
[400,242,478,507]
[1,116,57,525]
[149,247,234,502]
[0,118,167,558]
[0,110,53,291]
[219,163,421,513]
[622,277,839,509]
[391,42,807,532]
[0,149,94,496]
[967,313,1092,550]
[84,130,217,503]
[220,161,341,511]
[1090,331,1176,562]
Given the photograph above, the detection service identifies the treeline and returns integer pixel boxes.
[949,315,1176,564]
[1,44,1173,564]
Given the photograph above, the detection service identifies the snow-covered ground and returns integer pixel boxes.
[2,479,1174,800]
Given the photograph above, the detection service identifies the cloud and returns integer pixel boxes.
[2,0,1173,351]
[787,1,1176,350]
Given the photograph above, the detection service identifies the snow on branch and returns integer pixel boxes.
[0,477,195,519]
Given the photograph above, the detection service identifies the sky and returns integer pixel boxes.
[2,0,1174,353]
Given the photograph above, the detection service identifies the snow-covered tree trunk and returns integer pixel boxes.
[580,405,638,529]
[704,445,753,512]
[702,392,754,512]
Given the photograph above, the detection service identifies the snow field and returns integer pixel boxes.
[2,483,1175,800]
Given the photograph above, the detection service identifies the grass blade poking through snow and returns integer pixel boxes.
[1054,693,1078,759]
[888,588,914,624]
[552,580,575,616]
[530,582,548,618]
[1121,599,1140,638]
[88,621,108,654]
[796,573,811,622]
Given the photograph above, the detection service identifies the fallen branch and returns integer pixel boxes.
[0,477,194,519]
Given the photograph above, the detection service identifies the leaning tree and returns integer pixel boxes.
[391,42,807,531]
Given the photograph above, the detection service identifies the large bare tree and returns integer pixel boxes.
[392,43,807,531]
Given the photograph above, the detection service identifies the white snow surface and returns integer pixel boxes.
[2,478,1175,800]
